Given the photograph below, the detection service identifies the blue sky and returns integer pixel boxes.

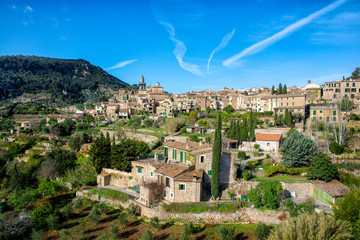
[1,0,359,93]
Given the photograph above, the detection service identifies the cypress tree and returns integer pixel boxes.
[235,121,240,141]
[278,83,283,95]
[271,85,275,95]
[249,110,255,141]
[89,133,111,173]
[283,84,287,94]
[211,112,222,199]
[284,109,291,126]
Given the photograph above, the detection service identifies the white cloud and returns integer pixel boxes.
[159,21,203,76]
[207,29,235,72]
[223,0,347,67]
[24,6,33,13]
[106,59,138,70]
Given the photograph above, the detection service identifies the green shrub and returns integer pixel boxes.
[59,229,72,240]
[141,230,153,240]
[46,214,59,230]
[97,202,109,215]
[329,142,344,155]
[340,171,360,189]
[218,225,234,240]
[307,154,339,182]
[150,216,160,228]
[248,179,282,209]
[87,206,100,222]
[126,203,139,216]
[264,165,307,177]
[31,229,44,240]
[118,212,128,228]
[30,203,53,229]
[61,204,72,220]
[109,224,119,240]
[188,135,201,142]
[182,222,194,240]
[255,223,271,240]
[73,196,83,209]
[237,151,247,160]
[242,170,250,180]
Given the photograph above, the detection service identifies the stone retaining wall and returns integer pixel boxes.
[100,130,159,144]
[78,189,286,224]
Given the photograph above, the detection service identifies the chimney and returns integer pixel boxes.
[154,153,158,162]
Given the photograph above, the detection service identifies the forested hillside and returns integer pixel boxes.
[0,55,129,104]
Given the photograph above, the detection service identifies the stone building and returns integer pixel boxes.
[323,78,360,101]
[305,83,322,104]
[255,133,283,152]
[261,94,305,113]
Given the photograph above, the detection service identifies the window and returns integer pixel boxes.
[308,91,311,93]
[200,156,205,163]
[313,117,316,121]
[164,147,168,156]
[347,83,349,87]
[280,109,283,112]
[333,117,336,121]
[170,193,174,198]
[313,110,316,115]
[163,191,166,197]
[179,184,186,190]
[320,110,323,113]
[345,89,350,92]
[267,143,270,146]
[180,151,183,162]
[137,167,142,173]
[334,94,337,98]
[353,83,356,87]
[308,94,310,98]
[293,102,294,106]
[326,117,330,122]
[351,88,356,92]
[320,117,323,120]
[316,95,318,98]
[335,89,340,92]
[208,170,211,176]
[150,171,153,177]
[333,111,337,115]
[166,177,170,188]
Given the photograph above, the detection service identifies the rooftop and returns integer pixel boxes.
[155,163,191,178]
[256,133,282,141]
[164,141,211,152]
[310,180,350,197]
[175,169,203,182]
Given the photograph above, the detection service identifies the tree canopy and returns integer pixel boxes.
[248,179,283,209]
[307,154,339,182]
[281,130,318,167]
[0,55,129,104]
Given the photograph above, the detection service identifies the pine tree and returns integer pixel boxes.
[271,85,275,95]
[211,112,222,199]
[283,84,287,94]
[89,133,111,173]
[281,131,319,167]
[307,154,339,182]
[278,83,283,95]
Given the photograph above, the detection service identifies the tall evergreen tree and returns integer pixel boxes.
[235,121,240,141]
[278,83,283,95]
[89,133,111,173]
[271,85,275,95]
[274,112,279,126]
[281,131,319,167]
[284,109,292,126]
[211,112,222,199]
[249,110,255,141]
[307,154,339,182]
[283,84,287,94]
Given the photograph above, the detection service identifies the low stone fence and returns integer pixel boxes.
[101,168,138,188]
[77,189,286,224]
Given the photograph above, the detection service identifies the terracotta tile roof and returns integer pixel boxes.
[190,147,213,155]
[310,180,350,197]
[98,173,111,177]
[175,169,203,182]
[256,133,282,141]
[155,163,190,178]
[132,158,164,169]
[164,141,211,152]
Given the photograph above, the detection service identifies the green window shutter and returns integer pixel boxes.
[208,170,211,176]
[138,167,142,173]
[333,111,336,115]
[180,152,183,162]
[185,152,187,163]
[313,110,316,115]
[151,171,153,176]
[172,149,175,159]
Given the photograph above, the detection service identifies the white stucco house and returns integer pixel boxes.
[255,133,283,152]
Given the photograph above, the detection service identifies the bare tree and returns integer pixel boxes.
[331,98,353,146]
